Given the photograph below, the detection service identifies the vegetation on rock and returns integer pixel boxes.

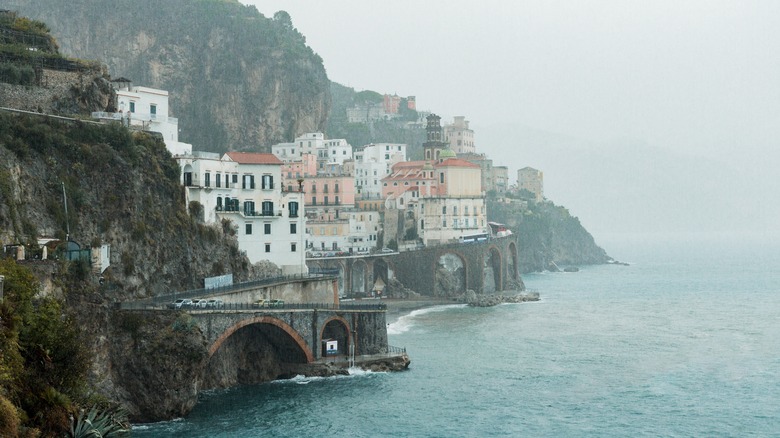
[488,197,610,272]
[7,0,330,152]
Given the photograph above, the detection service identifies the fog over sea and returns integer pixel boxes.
[134,237,779,437]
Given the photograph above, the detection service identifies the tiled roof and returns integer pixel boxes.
[225,151,283,165]
[436,158,480,168]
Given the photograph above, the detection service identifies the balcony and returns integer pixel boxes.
[215,207,283,218]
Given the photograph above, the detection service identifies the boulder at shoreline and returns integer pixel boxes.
[464,290,541,307]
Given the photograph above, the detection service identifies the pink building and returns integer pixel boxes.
[281,154,316,191]
[305,175,355,208]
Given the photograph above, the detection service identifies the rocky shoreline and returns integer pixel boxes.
[464,290,541,307]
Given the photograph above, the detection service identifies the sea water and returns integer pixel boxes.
[134,237,780,437]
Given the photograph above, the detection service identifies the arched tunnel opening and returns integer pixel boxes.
[202,322,309,390]
[321,319,350,356]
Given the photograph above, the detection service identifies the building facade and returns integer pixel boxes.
[177,151,307,274]
[517,166,544,201]
[444,116,475,154]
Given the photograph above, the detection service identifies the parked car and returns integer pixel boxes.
[206,299,224,309]
[268,299,285,308]
[191,299,207,309]
[380,247,395,254]
[252,299,268,308]
[173,299,193,309]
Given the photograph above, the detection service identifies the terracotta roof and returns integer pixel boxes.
[225,151,283,165]
[436,158,480,168]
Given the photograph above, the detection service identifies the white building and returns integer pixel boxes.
[354,143,406,199]
[93,82,192,156]
[177,151,306,274]
[272,133,353,169]
[444,116,475,154]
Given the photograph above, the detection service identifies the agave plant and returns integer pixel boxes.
[69,406,130,438]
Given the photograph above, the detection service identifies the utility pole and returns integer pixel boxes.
[61,182,70,243]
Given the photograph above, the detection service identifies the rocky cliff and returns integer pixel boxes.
[487,198,610,272]
[7,0,330,152]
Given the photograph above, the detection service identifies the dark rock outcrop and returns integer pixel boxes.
[8,0,330,152]
[488,198,610,273]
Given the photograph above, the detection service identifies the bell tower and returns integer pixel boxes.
[423,114,446,160]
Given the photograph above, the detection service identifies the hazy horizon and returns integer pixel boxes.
[246,1,779,246]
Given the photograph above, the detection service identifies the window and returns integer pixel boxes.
[150,104,157,116]
[442,206,447,214]
[440,173,444,183]
[289,201,299,217]
[290,223,297,234]
[262,201,274,216]
[243,175,255,189]
[232,174,238,184]
[262,174,274,189]
[129,101,135,113]
[311,197,317,206]
[443,219,447,227]
[243,201,255,215]
[324,196,329,206]
[265,243,271,253]
[183,172,193,186]
[335,183,339,193]
[335,196,340,205]
[216,173,221,188]
[204,173,210,187]
[264,223,271,234]
[245,224,252,235]
[291,243,297,252]
[216,197,223,210]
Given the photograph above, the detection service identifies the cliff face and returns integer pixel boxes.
[0,112,252,296]
[7,0,330,152]
[0,112,257,421]
[488,198,610,272]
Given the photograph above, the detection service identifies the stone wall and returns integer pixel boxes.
[0,67,111,114]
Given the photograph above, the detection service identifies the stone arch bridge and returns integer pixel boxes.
[307,235,521,297]
[188,305,388,364]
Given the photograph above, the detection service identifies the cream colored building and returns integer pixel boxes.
[444,116,476,154]
[517,166,544,201]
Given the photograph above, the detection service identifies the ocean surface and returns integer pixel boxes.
[134,237,780,437]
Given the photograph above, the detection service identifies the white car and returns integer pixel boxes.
[173,299,193,309]
[206,299,224,309]
[191,299,208,309]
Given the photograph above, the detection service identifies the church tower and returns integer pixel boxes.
[423,114,447,160]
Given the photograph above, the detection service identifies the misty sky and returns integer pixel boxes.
[246,1,780,243]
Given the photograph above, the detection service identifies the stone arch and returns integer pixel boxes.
[484,246,503,292]
[433,251,467,297]
[351,260,367,293]
[372,258,389,296]
[335,260,347,297]
[319,316,351,357]
[508,241,518,281]
[208,316,314,363]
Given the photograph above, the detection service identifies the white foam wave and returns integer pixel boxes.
[387,304,465,335]
[273,369,384,385]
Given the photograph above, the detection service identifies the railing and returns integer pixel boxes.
[120,273,337,307]
[386,345,407,354]
[118,301,388,311]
